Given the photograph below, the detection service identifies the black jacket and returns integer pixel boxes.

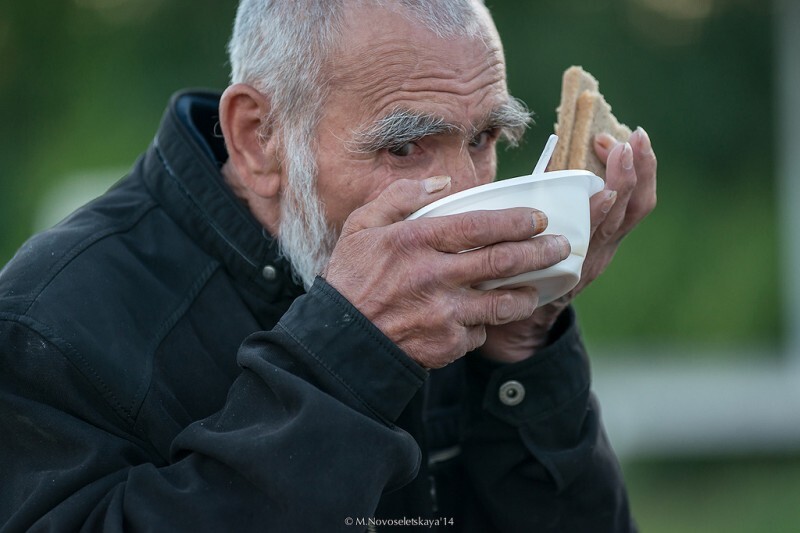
[0,91,635,532]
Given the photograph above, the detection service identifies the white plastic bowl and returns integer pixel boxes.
[406,169,604,304]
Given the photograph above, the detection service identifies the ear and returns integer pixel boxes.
[219,83,282,198]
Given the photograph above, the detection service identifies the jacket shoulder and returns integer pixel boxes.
[0,172,219,423]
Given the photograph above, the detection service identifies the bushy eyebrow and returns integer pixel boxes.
[477,97,533,148]
[346,109,463,154]
[347,97,532,154]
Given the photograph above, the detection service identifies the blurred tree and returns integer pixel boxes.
[0,0,237,261]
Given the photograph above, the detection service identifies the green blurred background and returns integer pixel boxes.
[1,0,798,531]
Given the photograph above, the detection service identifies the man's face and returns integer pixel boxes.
[313,4,515,232]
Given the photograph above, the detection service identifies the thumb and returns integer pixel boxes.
[593,133,620,165]
[340,176,452,237]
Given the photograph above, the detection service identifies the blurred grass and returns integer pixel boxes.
[576,159,780,348]
[625,456,800,532]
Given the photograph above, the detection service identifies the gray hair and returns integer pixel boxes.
[227,0,498,288]
[227,0,492,140]
[347,101,532,156]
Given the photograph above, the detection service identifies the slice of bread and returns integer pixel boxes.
[550,66,599,171]
[569,90,632,178]
[549,66,631,179]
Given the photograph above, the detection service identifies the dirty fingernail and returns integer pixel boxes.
[555,235,571,259]
[424,175,451,194]
[531,210,548,231]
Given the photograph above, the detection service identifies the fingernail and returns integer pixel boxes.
[531,210,548,231]
[636,126,653,155]
[622,142,633,171]
[595,133,616,151]
[424,175,451,193]
[601,190,617,214]
[555,235,571,259]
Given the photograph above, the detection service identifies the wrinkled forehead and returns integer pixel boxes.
[332,1,503,72]
[327,2,508,129]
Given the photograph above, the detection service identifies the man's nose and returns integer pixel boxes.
[444,150,481,193]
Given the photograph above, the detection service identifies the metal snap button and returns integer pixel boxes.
[261,265,277,281]
[498,380,525,406]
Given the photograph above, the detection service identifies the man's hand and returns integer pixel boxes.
[322,176,571,369]
[480,127,658,363]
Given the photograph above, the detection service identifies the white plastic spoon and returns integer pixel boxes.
[531,134,559,175]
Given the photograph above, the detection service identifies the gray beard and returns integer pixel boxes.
[276,172,339,291]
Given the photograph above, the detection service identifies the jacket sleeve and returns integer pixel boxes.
[462,308,636,533]
[0,279,426,532]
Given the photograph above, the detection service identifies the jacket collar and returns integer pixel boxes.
[142,90,304,302]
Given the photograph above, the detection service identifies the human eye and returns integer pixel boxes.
[469,128,500,151]
[387,141,421,158]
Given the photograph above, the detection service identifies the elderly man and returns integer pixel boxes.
[0,0,655,531]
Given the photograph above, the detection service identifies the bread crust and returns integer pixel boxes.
[549,66,631,179]
[550,66,599,171]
